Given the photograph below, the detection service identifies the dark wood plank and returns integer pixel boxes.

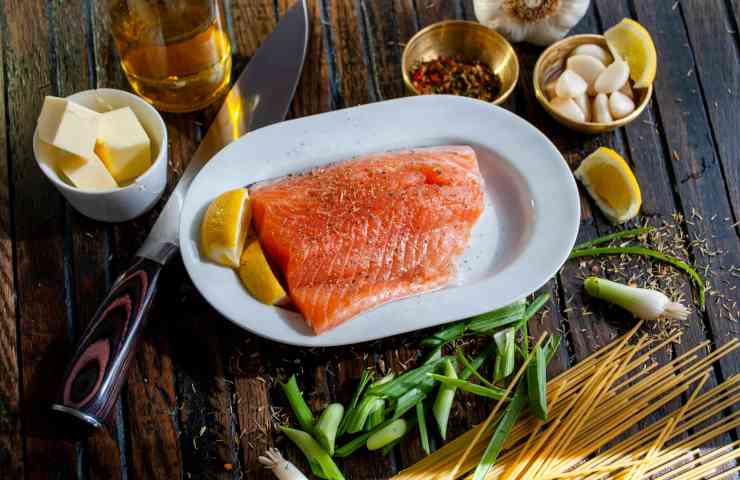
[50,0,125,477]
[415,0,457,27]
[0,8,24,479]
[680,0,740,226]
[3,0,81,477]
[326,0,372,107]
[631,0,740,379]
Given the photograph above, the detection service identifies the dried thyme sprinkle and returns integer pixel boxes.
[409,55,502,102]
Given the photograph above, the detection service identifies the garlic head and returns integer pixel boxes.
[474,0,591,46]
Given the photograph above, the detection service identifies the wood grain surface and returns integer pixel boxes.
[1,0,738,478]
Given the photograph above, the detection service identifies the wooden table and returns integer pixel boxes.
[1,1,738,478]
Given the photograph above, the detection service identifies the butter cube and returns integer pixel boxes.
[94,107,152,183]
[37,96,100,158]
[39,141,118,191]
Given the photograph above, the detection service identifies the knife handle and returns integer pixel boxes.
[52,256,163,428]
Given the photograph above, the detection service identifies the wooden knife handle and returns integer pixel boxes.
[52,256,162,428]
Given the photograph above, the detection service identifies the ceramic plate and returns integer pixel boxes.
[180,95,579,346]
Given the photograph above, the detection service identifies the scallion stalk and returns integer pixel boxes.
[432,359,458,440]
[419,322,467,348]
[427,374,507,399]
[365,399,386,431]
[416,402,430,454]
[526,345,548,421]
[314,403,344,455]
[280,426,345,480]
[366,418,415,451]
[460,342,497,380]
[493,328,516,381]
[346,395,381,434]
[366,357,447,398]
[572,226,653,250]
[584,276,689,321]
[280,375,315,433]
[455,348,495,388]
[467,300,526,333]
[337,369,372,436]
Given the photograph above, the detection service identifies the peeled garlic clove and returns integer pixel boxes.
[619,80,634,99]
[555,70,588,98]
[570,43,614,65]
[551,96,586,123]
[544,80,558,100]
[608,91,636,119]
[573,93,591,122]
[593,93,613,123]
[566,55,605,95]
[595,60,630,94]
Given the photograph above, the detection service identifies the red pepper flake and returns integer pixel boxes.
[409,55,502,102]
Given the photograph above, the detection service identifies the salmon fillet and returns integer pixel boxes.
[249,146,484,334]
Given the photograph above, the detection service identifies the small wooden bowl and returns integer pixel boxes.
[533,34,652,134]
[402,21,519,105]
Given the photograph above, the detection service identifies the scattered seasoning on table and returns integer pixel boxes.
[410,55,502,102]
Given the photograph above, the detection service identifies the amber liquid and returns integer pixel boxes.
[109,0,232,112]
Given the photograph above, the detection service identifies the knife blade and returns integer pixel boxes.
[51,0,309,429]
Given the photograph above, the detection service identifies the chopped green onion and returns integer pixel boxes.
[416,402,430,454]
[526,345,548,421]
[584,276,689,321]
[420,321,467,348]
[455,348,495,388]
[460,342,497,381]
[280,375,315,433]
[346,395,381,434]
[380,436,404,456]
[572,226,654,250]
[365,399,386,431]
[467,300,526,333]
[315,403,344,455]
[493,328,516,381]
[432,359,458,440]
[338,369,372,436]
[472,385,527,480]
[393,387,427,419]
[280,426,345,480]
[367,418,415,451]
[569,246,705,308]
[367,357,447,398]
[544,334,562,363]
[334,431,372,458]
[518,293,551,329]
[427,374,507,399]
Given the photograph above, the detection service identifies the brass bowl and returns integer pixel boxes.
[402,21,519,105]
[533,34,653,134]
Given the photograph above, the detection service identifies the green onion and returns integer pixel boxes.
[493,328,516,381]
[365,399,386,431]
[460,342,497,380]
[584,276,689,321]
[472,386,527,480]
[393,388,426,419]
[334,432,372,458]
[367,418,414,451]
[544,334,562,363]
[338,369,372,436]
[518,293,551,330]
[280,375,315,433]
[572,226,654,250]
[366,357,447,398]
[419,322,467,348]
[526,345,548,421]
[280,426,345,480]
[346,395,381,434]
[427,374,507,399]
[416,402,430,454]
[455,348,495,388]
[467,300,526,333]
[432,359,458,440]
[380,436,404,456]
[569,246,705,308]
[315,403,344,455]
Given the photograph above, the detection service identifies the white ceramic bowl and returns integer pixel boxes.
[33,88,168,222]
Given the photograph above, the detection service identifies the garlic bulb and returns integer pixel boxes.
[473,0,591,46]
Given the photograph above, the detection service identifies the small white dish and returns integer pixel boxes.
[179,95,580,347]
[33,88,168,222]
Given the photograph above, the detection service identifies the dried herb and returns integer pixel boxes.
[410,55,502,102]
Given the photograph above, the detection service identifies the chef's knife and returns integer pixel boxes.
[52,0,309,429]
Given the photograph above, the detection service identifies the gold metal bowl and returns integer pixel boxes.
[533,34,653,134]
[402,21,519,105]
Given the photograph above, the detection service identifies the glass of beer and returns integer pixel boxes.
[107,0,232,113]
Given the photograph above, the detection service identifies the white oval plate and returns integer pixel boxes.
[180,95,579,347]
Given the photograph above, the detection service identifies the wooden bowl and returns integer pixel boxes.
[402,21,519,105]
[533,34,653,134]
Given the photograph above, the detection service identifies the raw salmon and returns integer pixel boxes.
[249,146,484,334]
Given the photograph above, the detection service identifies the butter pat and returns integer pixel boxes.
[39,141,118,191]
[94,107,151,183]
[37,96,100,158]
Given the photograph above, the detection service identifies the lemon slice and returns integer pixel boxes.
[574,147,642,224]
[238,239,288,305]
[200,188,251,267]
[604,18,657,88]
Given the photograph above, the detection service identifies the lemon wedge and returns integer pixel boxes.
[604,18,657,89]
[238,239,288,305]
[200,188,251,267]
[574,147,642,224]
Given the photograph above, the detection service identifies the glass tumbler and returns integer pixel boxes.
[107,0,232,113]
